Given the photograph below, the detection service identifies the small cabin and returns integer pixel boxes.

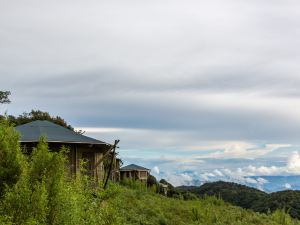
[159,183,168,196]
[120,164,150,182]
[15,120,118,181]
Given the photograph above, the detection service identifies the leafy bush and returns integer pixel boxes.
[0,125,101,225]
[0,120,26,197]
[147,174,158,187]
[120,177,147,190]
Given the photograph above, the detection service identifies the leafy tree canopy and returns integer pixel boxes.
[0,120,26,197]
[7,110,74,131]
[0,91,10,104]
[147,174,158,187]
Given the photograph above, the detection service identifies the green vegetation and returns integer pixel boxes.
[5,110,74,130]
[255,190,300,219]
[0,120,300,224]
[0,91,72,131]
[178,181,300,220]
[160,179,199,200]
[0,120,25,197]
[0,91,10,104]
[98,184,299,225]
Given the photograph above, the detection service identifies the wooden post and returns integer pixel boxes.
[103,140,120,189]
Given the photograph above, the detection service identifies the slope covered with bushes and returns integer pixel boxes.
[178,181,300,220]
[98,184,300,225]
[0,120,299,225]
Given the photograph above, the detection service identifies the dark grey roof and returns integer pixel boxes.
[15,120,110,146]
[120,164,150,171]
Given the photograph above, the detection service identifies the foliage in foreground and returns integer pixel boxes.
[0,121,300,225]
[0,121,101,225]
[0,120,25,197]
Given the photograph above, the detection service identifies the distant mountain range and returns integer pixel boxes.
[177,181,300,220]
[177,174,300,192]
[250,176,300,192]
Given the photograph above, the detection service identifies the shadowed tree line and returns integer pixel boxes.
[177,181,300,220]
[0,91,10,104]
[0,90,79,132]
[4,110,74,131]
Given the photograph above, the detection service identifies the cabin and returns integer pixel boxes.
[120,164,150,182]
[159,183,168,196]
[15,120,119,181]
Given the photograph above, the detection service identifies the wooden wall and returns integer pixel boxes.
[21,142,108,181]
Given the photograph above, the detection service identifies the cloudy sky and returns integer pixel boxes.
[1,0,300,189]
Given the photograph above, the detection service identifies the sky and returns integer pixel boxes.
[1,0,300,190]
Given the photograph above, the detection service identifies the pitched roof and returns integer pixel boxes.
[15,120,110,146]
[120,164,150,171]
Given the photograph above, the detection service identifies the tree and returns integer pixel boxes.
[0,91,11,104]
[0,120,26,197]
[147,174,158,187]
[7,110,75,131]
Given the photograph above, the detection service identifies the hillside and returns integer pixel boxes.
[97,184,300,225]
[177,181,300,220]
[255,190,300,219]
[0,121,299,225]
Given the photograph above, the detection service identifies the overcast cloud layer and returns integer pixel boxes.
[1,0,300,188]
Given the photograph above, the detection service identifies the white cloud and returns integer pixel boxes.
[244,151,300,176]
[80,127,292,161]
[152,166,160,175]
[165,173,194,187]
[287,151,300,173]
[194,152,300,183]
[160,152,299,188]
[211,152,300,177]
[213,169,224,177]
[284,183,292,189]
[257,177,269,185]
[205,142,291,159]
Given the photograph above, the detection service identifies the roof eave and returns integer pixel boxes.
[19,140,112,146]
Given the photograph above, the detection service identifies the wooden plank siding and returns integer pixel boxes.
[20,142,108,181]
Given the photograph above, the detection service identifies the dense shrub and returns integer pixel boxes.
[120,177,147,190]
[0,123,101,225]
[147,175,158,187]
[0,120,26,197]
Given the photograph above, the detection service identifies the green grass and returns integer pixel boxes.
[97,184,300,225]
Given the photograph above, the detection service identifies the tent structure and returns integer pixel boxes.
[15,120,118,181]
[120,164,150,182]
